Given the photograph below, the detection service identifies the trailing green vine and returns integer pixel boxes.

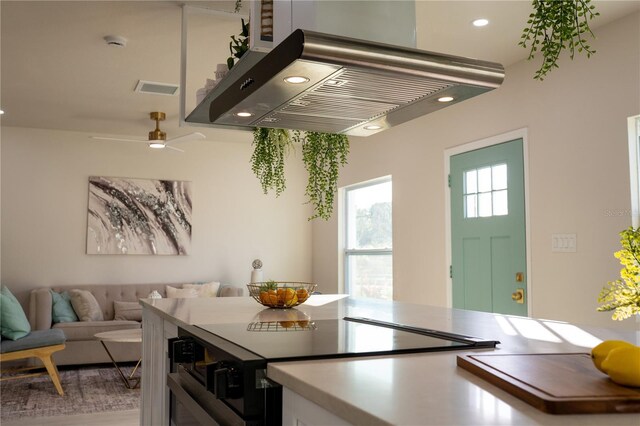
[250,128,291,197]
[250,129,349,220]
[294,131,350,221]
[519,0,599,80]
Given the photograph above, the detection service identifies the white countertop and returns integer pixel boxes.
[141,295,640,425]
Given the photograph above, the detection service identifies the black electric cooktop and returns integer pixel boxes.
[195,317,499,361]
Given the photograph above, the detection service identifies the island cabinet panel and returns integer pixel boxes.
[141,309,177,426]
[282,387,352,425]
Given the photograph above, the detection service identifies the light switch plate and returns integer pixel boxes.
[552,234,577,252]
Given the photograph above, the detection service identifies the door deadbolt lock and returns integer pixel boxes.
[511,288,525,304]
[516,272,524,282]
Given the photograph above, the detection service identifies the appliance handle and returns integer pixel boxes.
[344,317,499,347]
[168,372,245,426]
[167,373,218,426]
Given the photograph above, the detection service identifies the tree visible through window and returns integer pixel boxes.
[344,178,392,300]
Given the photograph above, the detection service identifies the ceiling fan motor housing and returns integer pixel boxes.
[149,111,166,141]
[149,129,166,141]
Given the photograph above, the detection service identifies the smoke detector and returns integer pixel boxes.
[104,35,127,48]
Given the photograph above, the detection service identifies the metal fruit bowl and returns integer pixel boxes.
[247,282,316,309]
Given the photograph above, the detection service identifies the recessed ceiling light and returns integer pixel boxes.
[104,35,128,48]
[284,76,310,84]
[472,18,489,27]
[149,142,166,149]
[324,79,346,87]
[364,125,382,130]
[438,96,455,103]
[236,112,253,117]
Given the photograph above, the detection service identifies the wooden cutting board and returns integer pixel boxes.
[457,353,640,414]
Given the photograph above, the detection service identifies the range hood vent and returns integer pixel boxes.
[204,29,504,137]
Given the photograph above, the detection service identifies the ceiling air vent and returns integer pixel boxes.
[134,80,179,96]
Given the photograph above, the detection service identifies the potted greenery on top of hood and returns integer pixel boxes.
[251,127,349,220]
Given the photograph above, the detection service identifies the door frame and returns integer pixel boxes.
[444,128,532,315]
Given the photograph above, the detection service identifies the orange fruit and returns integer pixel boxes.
[279,321,295,328]
[297,320,309,328]
[259,291,269,304]
[267,289,278,306]
[296,288,309,303]
[277,288,286,306]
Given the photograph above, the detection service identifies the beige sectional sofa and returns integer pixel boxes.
[29,283,242,365]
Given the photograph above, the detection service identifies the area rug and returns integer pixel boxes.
[0,365,140,420]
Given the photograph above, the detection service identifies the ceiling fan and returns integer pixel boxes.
[91,112,205,152]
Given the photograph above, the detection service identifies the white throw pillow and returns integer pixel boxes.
[182,281,221,298]
[165,285,198,299]
[69,289,104,321]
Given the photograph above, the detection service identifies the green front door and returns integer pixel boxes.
[450,139,527,316]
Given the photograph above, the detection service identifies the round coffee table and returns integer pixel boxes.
[94,328,142,389]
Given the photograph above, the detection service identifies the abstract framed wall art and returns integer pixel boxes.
[87,176,192,255]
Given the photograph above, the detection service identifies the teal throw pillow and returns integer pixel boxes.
[0,285,31,340]
[51,290,78,323]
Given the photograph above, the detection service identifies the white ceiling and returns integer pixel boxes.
[2,0,639,142]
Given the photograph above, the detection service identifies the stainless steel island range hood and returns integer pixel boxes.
[206,29,505,137]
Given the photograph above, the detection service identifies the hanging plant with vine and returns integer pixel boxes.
[250,128,291,197]
[233,2,347,220]
[519,0,599,80]
[294,131,350,221]
[250,128,349,220]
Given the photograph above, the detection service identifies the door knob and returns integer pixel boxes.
[511,288,524,304]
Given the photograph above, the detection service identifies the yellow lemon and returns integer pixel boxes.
[600,346,640,387]
[284,288,298,307]
[591,340,635,373]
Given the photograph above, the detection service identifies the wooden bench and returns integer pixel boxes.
[0,329,66,396]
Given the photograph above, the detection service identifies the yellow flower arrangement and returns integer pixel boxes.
[598,227,640,320]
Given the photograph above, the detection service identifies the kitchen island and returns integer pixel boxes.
[140,295,639,425]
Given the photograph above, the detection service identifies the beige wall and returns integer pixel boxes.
[313,13,640,330]
[1,127,313,306]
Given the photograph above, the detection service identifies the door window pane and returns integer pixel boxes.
[492,164,507,190]
[493,190,508,216]
[477,167,492,192]
[478,193,492,217]
[465,170,477,194]
[465,194,477,218]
